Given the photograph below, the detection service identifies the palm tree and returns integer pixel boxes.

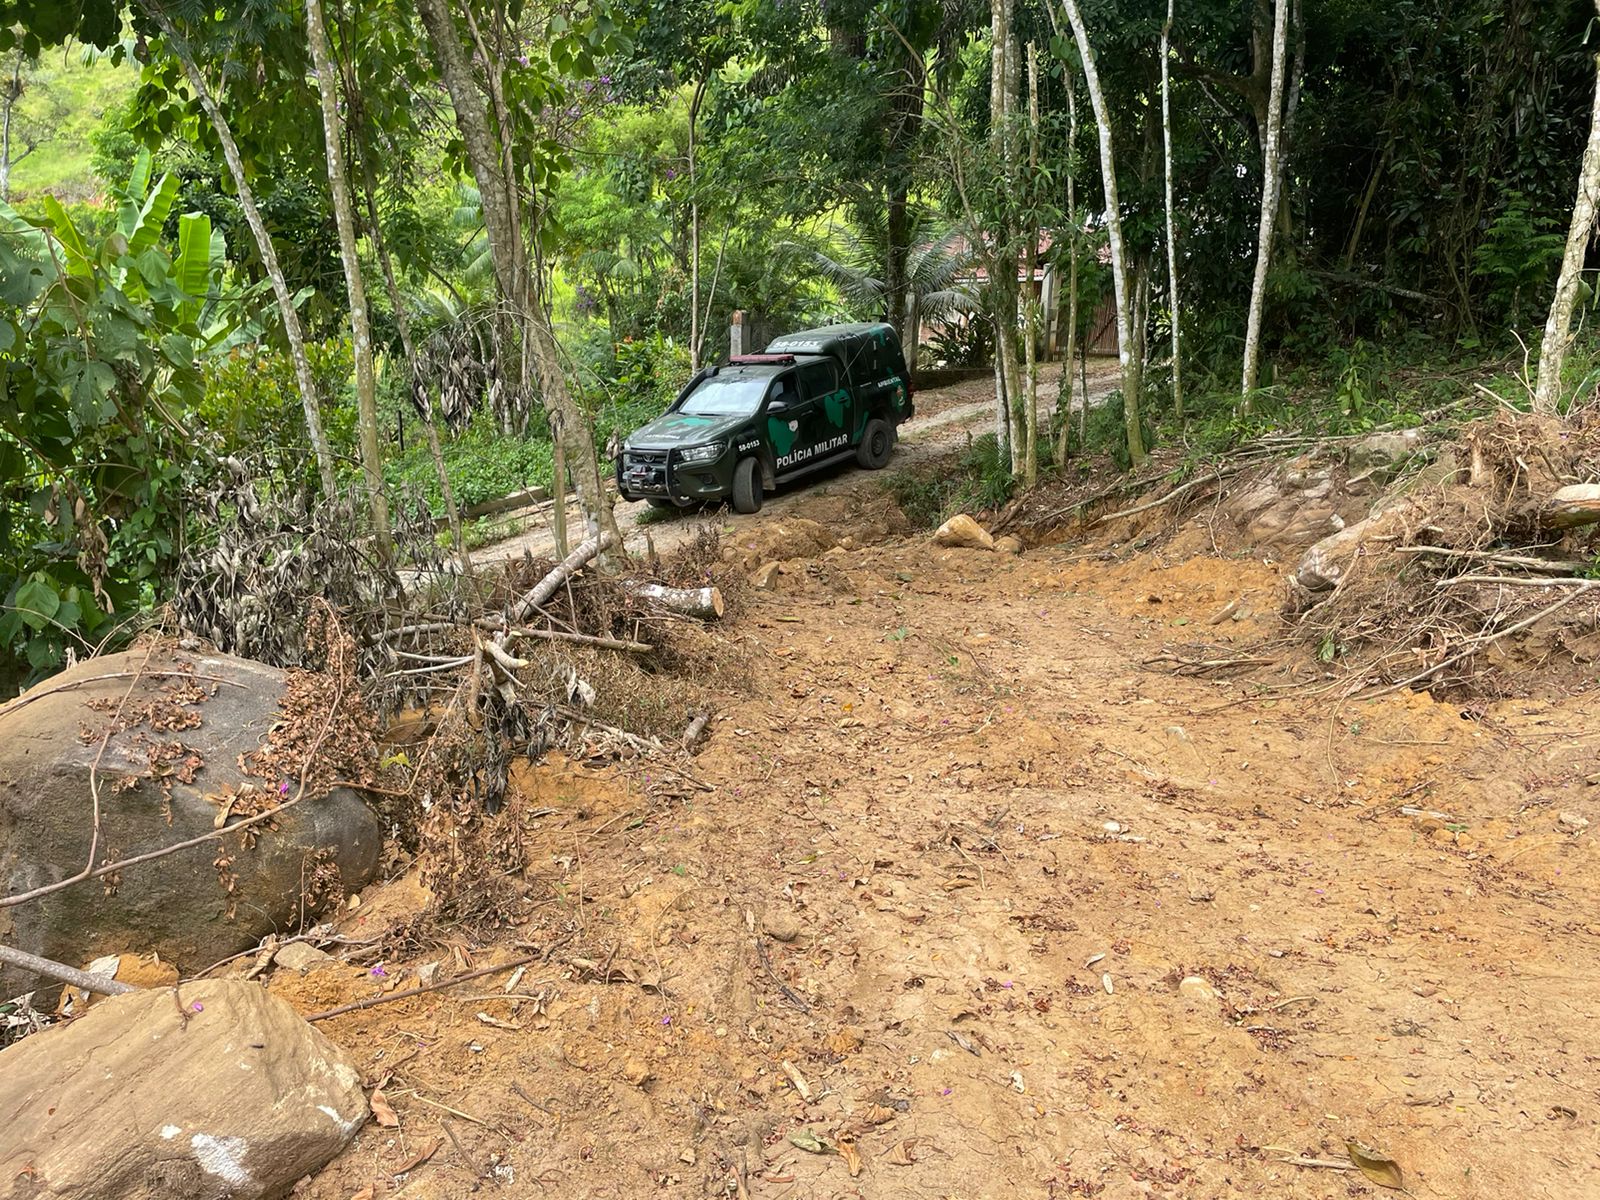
[784,211,975,371]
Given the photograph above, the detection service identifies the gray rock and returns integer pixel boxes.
[1347,429,1423,472]
[0,979,366,1199]
[0,648,381,994]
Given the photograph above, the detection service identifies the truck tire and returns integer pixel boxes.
[731,457,764,514]
[856,418,894,470]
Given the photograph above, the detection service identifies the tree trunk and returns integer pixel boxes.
[306,0,391,559]
[1056,46,1081,466]
[990,0,1014,467]
[1060,0,1144,465]
[138,3,338,496]
[1240,0,1289,408]
[1,51,21,204]
[1023,41,1042,485]
[688,74,707,370]
[885,181,910,336]
[1535,49,1600,414]
[416,0,619,545]
[348,88,469,575]
[1160,0,1183,420]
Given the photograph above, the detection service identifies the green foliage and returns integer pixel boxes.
[0,157,236,680]
[889,433,1014,528]
[201,339,355,489]
[385,417,554,519]
[1471,192,1567,331]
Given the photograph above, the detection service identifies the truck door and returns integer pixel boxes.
[796,359,850,460]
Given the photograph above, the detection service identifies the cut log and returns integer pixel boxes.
[511,530,618,620]
[682,710,712,752]
[1540,484,1600,530]
[624,581,725,619]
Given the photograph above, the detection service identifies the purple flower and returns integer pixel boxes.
[279,780,290,797]
[599,75,611,84]
[190,1001,204,1012]
[518,54,529,66]
[371,964,387,978]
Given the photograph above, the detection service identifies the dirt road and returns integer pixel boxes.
[293,487,1600,1199]
[478,362,1120,563]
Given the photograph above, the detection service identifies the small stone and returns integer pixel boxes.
[1430,826,1456,846]
[622,1056,651,1087]
[273,942,333,974]
[1102,820,1123,835]
[750,561,782,590]
[1178,975,1218,1003]
[839,536,857,551]
[764,915,801,943]
[1558,811,1590,833]
[679,1148,696,1166]
[932,514,994,551]
[994,535,1024,556]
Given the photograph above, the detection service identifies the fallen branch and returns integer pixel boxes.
[506,626,653,653]
[1395,545,1584,574]
[754,934,811,1013]
[511,530,618,621]
[0,943,137,996]
[1364,582,1599,698]
[0,670,245,721]
[304,952,543,1022]
[1434,573,1599,588]
[1094,467,1245,526]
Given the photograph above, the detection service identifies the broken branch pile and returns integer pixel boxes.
[1289,410,1600,695]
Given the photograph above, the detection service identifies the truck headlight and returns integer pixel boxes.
[679,441,724,464]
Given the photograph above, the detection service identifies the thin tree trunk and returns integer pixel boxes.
[1240,0,1289,408]
[1023,41,1041,485]
[1059,0,1145,465]
[990,0,1014,465]
[1535,48,1600,414]
[1056,45,1081,466]
[139,2,337,496]
[0,51,20,204]
[306,0,391,558]
[1160,0,1183,420]
[416,0,619,545]
[551,430,568,557]
[688,75,707,369]
[348,93,469,573]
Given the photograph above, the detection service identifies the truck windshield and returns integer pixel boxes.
[679,370,774,416]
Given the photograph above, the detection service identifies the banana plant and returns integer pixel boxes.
[0,153,241,681]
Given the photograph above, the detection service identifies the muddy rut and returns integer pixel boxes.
[291,492,1599,1200]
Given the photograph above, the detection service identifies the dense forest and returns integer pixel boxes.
[3,0,1600,683]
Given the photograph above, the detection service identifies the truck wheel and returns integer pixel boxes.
[856,418,894,469]
[731,457,764,514]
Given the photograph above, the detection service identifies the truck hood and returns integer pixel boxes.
[624,410,745,450]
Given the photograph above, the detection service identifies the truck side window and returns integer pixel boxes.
[798,360,838,399]
[769,374,800,407]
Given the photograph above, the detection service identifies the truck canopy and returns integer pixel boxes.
[763,323,904,392]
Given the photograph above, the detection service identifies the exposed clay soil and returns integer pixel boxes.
[277,471,1599,1200]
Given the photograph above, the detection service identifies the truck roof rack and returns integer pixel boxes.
[727,353,796,365]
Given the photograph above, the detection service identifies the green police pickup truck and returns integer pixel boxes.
[616,322,914,514]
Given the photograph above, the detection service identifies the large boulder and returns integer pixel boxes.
[0,647,381,995]
[933,513,995,550]
[0,979,367,1199]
